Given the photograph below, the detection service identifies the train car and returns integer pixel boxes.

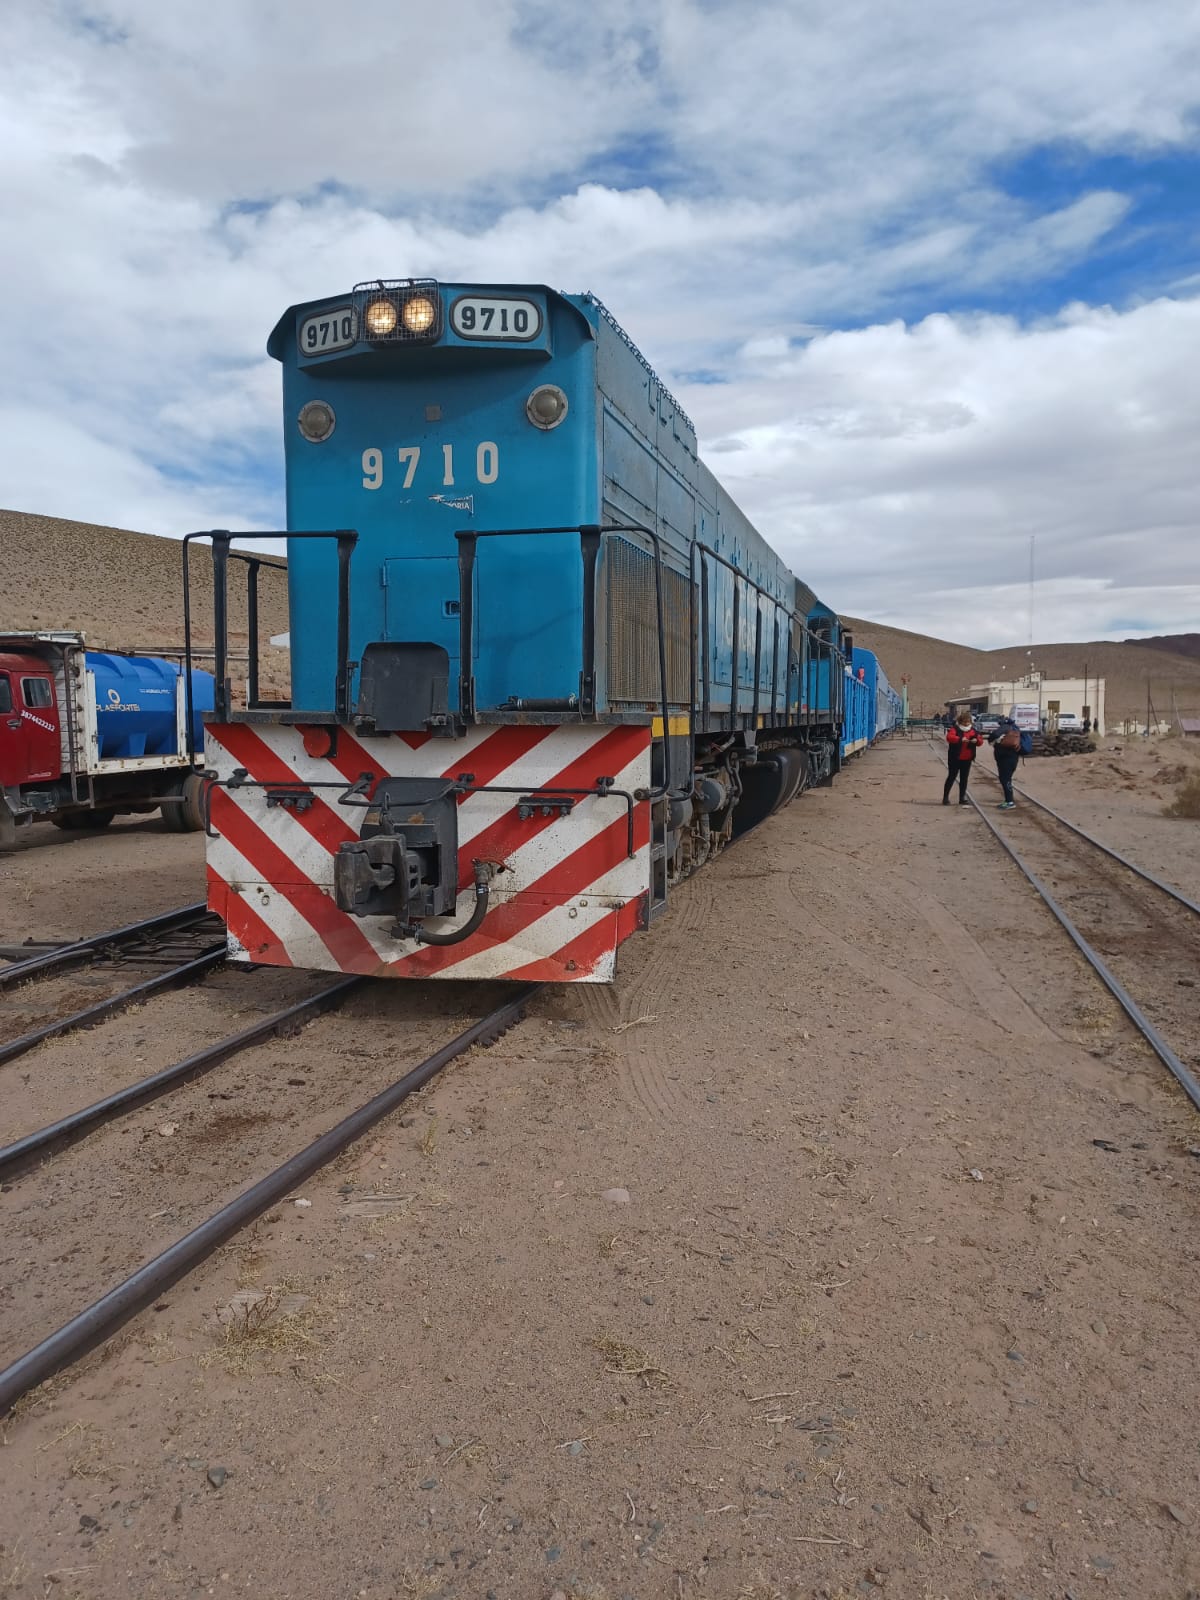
[0,632,214,846]
[848,646,902,746]
[193,280,889,982]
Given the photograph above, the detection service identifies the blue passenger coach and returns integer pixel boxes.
[191,280,892,982]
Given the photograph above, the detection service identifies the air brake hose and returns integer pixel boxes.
[402,861,493,947]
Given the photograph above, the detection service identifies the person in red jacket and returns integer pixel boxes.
[943,711,984,805]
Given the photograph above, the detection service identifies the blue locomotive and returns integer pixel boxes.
[193,280,897,981]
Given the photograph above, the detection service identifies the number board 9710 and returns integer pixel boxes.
[450,296,542,341]
[298,307,358,355]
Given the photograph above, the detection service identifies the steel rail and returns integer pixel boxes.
[0,976,364,1178]
[0,946,227,1068]
[0,984,540,1414]
[966,791,1200,1114]
[0,901,210,990]
[988,775,1200,918]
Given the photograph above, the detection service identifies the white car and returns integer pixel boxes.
[1056,713,1082,732]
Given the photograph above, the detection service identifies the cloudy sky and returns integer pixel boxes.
[2,1,1198,649]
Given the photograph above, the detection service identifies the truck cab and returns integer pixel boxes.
[0,650,62,788]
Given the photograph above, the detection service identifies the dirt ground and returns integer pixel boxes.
[2,738,1199,1600]
[1001,736,1200,902]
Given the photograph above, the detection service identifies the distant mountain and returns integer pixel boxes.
[1127,633,1200,661]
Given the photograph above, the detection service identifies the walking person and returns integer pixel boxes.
[943,711,983,805]
[989,716,1023,808]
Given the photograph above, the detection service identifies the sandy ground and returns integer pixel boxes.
[977,736,1200,902]
[0,817,206,956]
[2,738,1199,1600]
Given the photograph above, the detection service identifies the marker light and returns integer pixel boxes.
[364,297,399,337]
[526,384,569,430]
[297,400,336,442]
[402,294,437,334]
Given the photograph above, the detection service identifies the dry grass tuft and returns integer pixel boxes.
[1163,775,1200,819]
[202,1286,317,1376]
[419,1119,439,1157]
[593,1333,670,1386]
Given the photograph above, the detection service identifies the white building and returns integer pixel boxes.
[947,672,1105,734]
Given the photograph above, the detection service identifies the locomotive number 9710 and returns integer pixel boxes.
[449,296,542,341]
[361,442,501,491]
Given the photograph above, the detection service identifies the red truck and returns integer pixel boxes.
[1,631,213,848]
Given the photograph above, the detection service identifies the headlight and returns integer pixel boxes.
[402,294,437,334]
[297,400,336,442]
[364,297,398,338]
[526,384,569,430]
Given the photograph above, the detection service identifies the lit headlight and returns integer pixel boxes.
[526,384,569,430]
[297,400,336,442]
[364,297,398,338]
[402,294,437,334]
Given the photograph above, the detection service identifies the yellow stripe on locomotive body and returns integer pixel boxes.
[191,279,894,982]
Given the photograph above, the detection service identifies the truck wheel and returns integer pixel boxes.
[164,773,209,833]
[53,809,116,831]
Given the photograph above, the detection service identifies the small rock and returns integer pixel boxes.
[157,1122,179,1138]
[1091,1320,1108,1336]
[545,1545,562,1563]
[420,1478,438,1490]
[642,1294,655,1306]
[968,1168,984,1182]
[1092,1139,1120,1153]
[79,1514,101,1532]
[928,1477,944,1496]
[602,1188,631,1205]
[399,1114,416,1127]
[550,1591,568,1600]
[206,1467,227,1490]
[1165,1503,1190,1526]
[1006,1350,1024,1363]
[567,1441,584,1457]
[435,1434,453,1449]
[293,1197,312,1209]
[1020,1499,1037,1515]
[1091,1555,1115,1571]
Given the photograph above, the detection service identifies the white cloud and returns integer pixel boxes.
[684,296,1200,642]
[0,0,1197,645]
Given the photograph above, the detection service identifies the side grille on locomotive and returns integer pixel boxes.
[604,537,690,703]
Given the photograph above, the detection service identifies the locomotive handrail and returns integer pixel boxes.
[455,521,695,799]
[181,529,357,755]
[454,523,849,774]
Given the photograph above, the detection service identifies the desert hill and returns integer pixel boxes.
[1131,633,1200,662]
[1,508,290,694]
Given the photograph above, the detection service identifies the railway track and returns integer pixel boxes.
[0,902,227,1066]
[0,984,539,1412]
[960,767,1200,1112]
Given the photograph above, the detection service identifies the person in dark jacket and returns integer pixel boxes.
[943,711,984,805]
[988,717,1022,808]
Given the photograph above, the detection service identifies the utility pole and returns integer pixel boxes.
[1028,534,1035,647]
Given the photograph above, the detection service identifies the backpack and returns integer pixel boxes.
[1019,730,1033,755]
[998,728,1021,751]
